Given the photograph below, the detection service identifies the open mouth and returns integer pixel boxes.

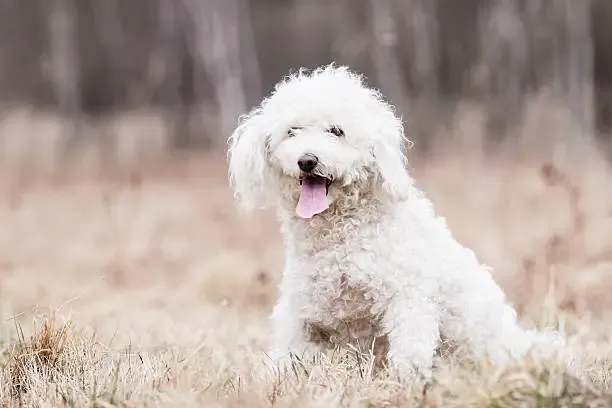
[299,174,333,195]
[296,174,333,219]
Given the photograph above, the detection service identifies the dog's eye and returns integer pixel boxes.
[328,126,344,137]
[288,126,302,137]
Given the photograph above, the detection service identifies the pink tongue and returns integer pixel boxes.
[296,178,329,219]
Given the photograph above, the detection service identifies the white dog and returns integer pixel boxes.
[228,64,561,378]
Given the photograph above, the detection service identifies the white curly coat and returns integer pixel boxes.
[228,64,562,378]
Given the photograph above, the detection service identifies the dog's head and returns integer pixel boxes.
[228,64,413,218]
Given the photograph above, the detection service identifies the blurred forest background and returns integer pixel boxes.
[0,0,610,162]
[6,3,612,406]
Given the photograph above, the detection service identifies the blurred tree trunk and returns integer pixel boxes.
[156,0,192,149]
[90,0,126,107]
[186,0,248,148]
[238,0,262,107]
[368,0,407,108]
[47,0,81,148]
[329,0,368,68]
[592,0,612,134]
[402,0,438,102]
[397,0,440,151]
[560,0,594,143]
[479,0,528,141]
[525,0,593,159]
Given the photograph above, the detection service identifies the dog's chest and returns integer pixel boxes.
[299,251,393,349]
[289,211,401,349]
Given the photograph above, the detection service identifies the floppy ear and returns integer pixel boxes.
[228,112,272,210]
[371,130,413,201]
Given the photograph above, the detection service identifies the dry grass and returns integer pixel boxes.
[1,109,612,405]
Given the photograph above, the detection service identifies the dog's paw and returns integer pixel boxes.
[385,359,434,383]
[263,349,294,374]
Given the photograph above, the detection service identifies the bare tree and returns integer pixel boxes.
[367,0,407,107]
[560,0,594,142]
[46,0,81,146]
[395,0,440,151]
[237,0,262,105]
[185,0,249,147]
[155,0,191,149]
[524,0,593,156]
[90,0,127,103]
[479,0,528,137]
[402,0,439,102]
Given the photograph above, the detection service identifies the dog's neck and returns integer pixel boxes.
[277,183,394,254]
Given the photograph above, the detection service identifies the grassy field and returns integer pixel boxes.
[1,144,612,407]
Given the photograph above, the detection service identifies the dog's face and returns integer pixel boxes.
[228,65,413,218]
[269,122,370,219]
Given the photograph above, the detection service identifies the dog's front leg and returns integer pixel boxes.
[267,286,324,369]
[383,297,439,380]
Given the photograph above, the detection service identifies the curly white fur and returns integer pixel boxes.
[228,64,564,379]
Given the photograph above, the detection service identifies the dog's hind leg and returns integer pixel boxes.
[440,268,534,365]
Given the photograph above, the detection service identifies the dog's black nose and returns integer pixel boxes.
[297,153,318,173]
